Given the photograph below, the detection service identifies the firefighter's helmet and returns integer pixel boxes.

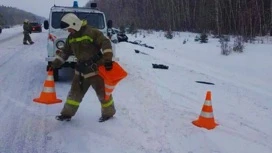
[60,13,82,31]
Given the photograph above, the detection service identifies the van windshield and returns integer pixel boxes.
[51,12,105,29]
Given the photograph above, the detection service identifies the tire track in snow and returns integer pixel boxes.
[0,32,22,44]
[116,64,185,153]
[0,32,63,153]
[221,113,272,150]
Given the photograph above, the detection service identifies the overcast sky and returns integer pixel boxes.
[0,0,91,18]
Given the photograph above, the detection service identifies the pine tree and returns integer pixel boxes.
[200,33,208,43]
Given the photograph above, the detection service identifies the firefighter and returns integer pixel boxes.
[51,13,116,122]
[23,19,34,45]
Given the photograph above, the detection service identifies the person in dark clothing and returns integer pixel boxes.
[23,19,34,45]
[51,13,116,122]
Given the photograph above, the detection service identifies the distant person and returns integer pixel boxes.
[23,19,34,45]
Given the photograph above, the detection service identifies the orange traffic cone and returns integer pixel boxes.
[98,62,128,101]
[33,70,62,104]
[192,91,218,130]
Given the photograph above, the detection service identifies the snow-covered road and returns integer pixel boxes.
[0,28,271,153]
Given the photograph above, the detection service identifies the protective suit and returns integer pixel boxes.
[51,13,116,121]
[23,19,34,45]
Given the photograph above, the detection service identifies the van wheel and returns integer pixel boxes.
[53,69,59,81]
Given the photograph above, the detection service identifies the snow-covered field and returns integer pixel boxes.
[0,26,271,153]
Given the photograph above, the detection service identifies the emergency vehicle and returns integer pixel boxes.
[43,1,117,80]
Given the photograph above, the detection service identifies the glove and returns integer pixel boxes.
[104,60,113,71]
[50,58,63,69]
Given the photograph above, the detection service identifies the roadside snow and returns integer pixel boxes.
[0,27,271,153]
[0,25,23,42]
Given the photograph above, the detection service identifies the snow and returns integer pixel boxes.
[0,25,23,42]
[0,27,271,153]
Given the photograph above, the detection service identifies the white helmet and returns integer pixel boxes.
[60,13,82,31]
[24,19,29,23]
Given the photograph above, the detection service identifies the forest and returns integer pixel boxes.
[0,5,45,27]
[87,0,272,37]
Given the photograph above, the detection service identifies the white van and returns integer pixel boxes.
[43,1,117,80]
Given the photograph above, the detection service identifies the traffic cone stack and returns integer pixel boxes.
[192,91,218,130]
[33,70,62,104]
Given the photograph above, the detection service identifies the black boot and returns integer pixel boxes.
[29,41,34,45]
[23,42,28,45]
[55,115,72,121]
[99,116,113,122]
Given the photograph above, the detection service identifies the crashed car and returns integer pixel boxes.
[117,32,128,42]
[112,28,128,42]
